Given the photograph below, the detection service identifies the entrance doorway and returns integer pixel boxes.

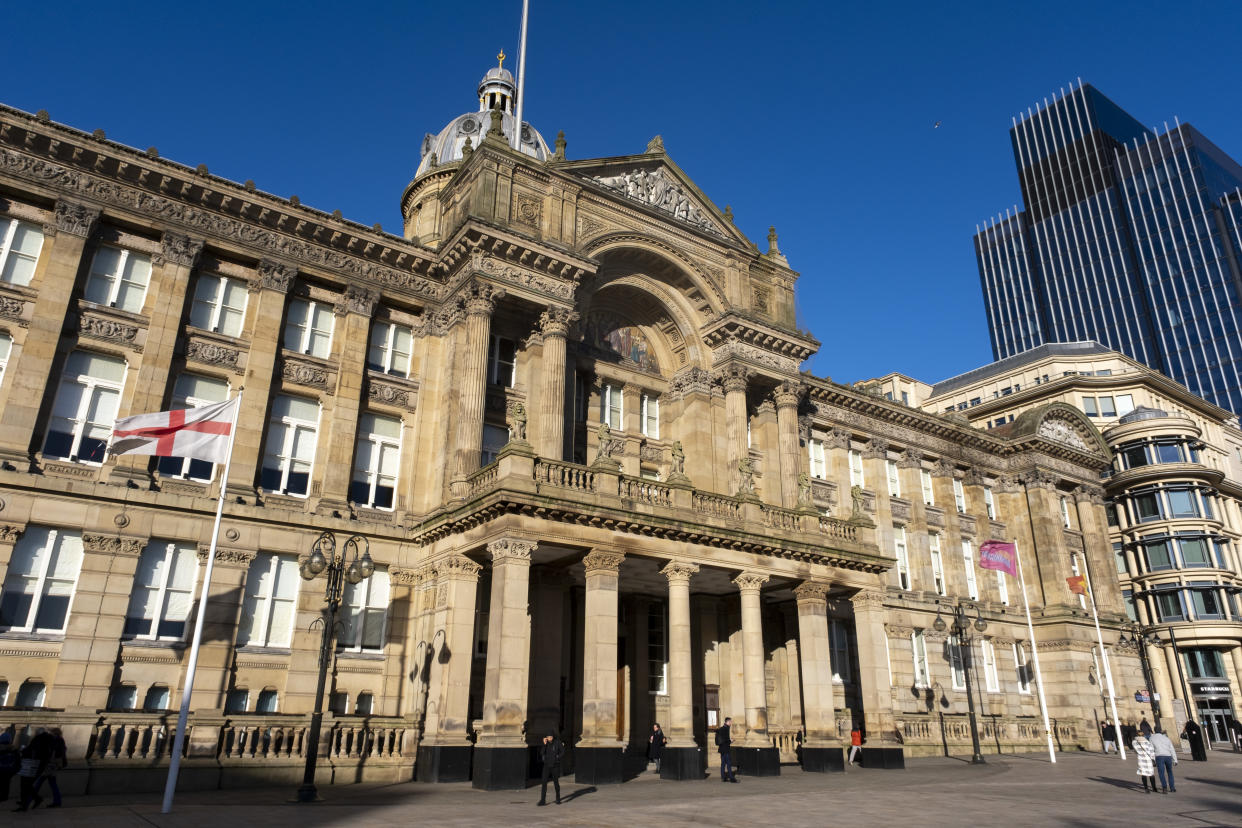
[1195,698,1234,745]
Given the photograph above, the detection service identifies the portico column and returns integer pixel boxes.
[576,549,626,784]
[795,581,844,771]
[318,286,379,512]
[719,365,751,495]
[451,282,503,494]
[536,307,575,459]
[850,588,904,768]
[660,561,699,761]
[732,571,780,775]
[474,538,535,790]
[774,381,803,508]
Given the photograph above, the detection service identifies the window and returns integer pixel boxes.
[829,620,852,683]
[984,486,995,520]
[953,478,965,513]
[0,332,11,387]
[108,685,137,711]
[886,459,901,497]
[237,554,300,648]
[144,686,170,711]
[0,680,7,706]
[283,299,333,358]
[355,693,374,716]
[85,246,151,312]
[1154,590,1184,622]
[808,439,826,480]
[254,689,278,713]
[1116,394,1134,416]
[929,534,946,596]
[1082,397,1099,417]
[1178,535,1211,567]
[981,639,1000,692]
[44,351,126,464]
[1069,553,1086,609]
[189,274,248,337]
[481,423,509,466]
[893,526,910,590]
[1014,641,1031,693]
[329,692,349,714]
[1122,589,1137,621]
[1098,396,1116,417]
[601,383,623,429]
[996,569,1009,605]
[1060,496,1072,529]
[1183,648,1226,679]
[0,527,83,634]
[0,217,44,286]
[225,689,249,713]
[1133,491,1161,522]
[350,414,401,510]
[1188,584,1222,620]
[962,539,978,600]
[124,541,199,641]
[1106,503,1119,527]
[1144,539,1173,571]
[16,681,46,708]
[260,395,319,496]
[367,321,413,377]
[911,630,930,688]
[1166,488,1199,518]
[849,449,864,487]
[641,393,659,438]
[648,602,667,694]
[157,373,230,481]
[340,569,390,652]
[920,469,934,506]
[1121,443,1149,469]
[1154,441,1184,463]
[488,335,516,387]
[949,635,966,690]
[1112,542,1127,575]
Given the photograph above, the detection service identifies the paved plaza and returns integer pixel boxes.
[8,750,1242,827]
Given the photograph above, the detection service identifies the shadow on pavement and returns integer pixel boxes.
[560,786,597,804]
[1183,776,1242,791]
[1086,776,1141,792]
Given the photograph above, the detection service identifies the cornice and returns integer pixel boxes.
[701,311,819,362]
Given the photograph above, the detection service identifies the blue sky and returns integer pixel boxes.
[6,1,1240,385]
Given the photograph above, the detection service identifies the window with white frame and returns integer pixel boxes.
[44,351,126,464]
[953,478,966,513]
[481,423,509,465]
[829,619,852,683]
[225,688,249,712]
[350,414,401,510]
[256,689,279,713]
[237,554,300,649]
[849,449,864,487]
[1070,552,1086,608]
[189,274,248,337]
[355,692,374,715]
[1014,641,1031,693]
[894,526,910,590]
[648,602,667,694]
[996,570,1009,605]
[144,685,170,711]
[962,539,978,600]
[283,299,333,358]
[981,639,1000,691]
[911,629,930,688]
[157,373,229,481]
[1060,496,1072,529]
[84,246,151,313]
[0,217,45,287]
[809,439,826,480]
[929,533,946,596]
[949,634,966,689]
[0,527,83,634]
[123,541,199,641]
[641,393,659,438]
[260,395,319,496]
[887,459,901,497]
[367,321,413,377]
[0,332,11,387]
[984,486,995,520]
[488,335,516,387]
[921,468,934,506]
[601,383,623,429]
[340,569,390,652]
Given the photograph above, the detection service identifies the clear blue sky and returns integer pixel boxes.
[7,1,1240,386]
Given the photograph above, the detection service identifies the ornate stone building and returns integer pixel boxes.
[0,63,1136,793]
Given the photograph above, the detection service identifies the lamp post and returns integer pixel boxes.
[934,602,987,765]
[1118,625,1161,724]
[295,530,375,803]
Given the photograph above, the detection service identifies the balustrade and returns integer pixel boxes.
[534,459,596,492]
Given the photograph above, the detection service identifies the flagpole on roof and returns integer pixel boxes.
[1081,553,1127,760]
[1015,539,1057,763]
[161,390,243,814]
[512,0,529,152]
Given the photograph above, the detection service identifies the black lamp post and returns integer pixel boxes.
[295,530,374,803]
[934,602,987,765]
[1118,624,1162,724]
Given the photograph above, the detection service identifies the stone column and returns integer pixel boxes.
[850,589,903,768]
[795,581,843,771]
[576,549,626,784]
[1073,485,1123,612]
[536,307,575,460]
[774,381,803,508]
[733,571,780,775]
[660,560,700,779]
[317,286,378,513]
[451,282,503,496]
[417,554,481,783]
[718,365,751,495]
[0,201,99,470]
[474,538,535,790]
[1021,470,1074,607]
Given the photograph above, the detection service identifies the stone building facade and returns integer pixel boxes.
[0,64,1136,793]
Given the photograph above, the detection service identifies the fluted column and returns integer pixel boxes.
[579,549,626,747]
[319,286,379,511]
[421,554,482,745]
[536,307,575,459]
[850,589,902,763]
[661,561,699,746]
[478,539,535,745]
[452,282,503,491]
[794,582,837,745]
[719,365,751,495]
[774,382,802,508]
[734,571,770,745]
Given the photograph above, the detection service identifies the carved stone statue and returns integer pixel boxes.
[510,402,527,442]
[798,473,813,507]
[594,422,619,467]
[850,484,866,520]
[590,168,723,237]
[737,457,756,496]
[671,440,685,475]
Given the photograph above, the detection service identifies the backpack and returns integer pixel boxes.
[714,727,724,747]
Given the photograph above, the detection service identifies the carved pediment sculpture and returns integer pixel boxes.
[590,167,725,237]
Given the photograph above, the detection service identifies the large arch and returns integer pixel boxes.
[583,233,729,320]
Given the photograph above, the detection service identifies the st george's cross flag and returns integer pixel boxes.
[979,540,1018,577]
[110,397,239,462]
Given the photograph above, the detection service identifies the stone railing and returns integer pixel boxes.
[465,462,500,497]
[693,491,742,521]
[762,504,802,532]
[769,727,800,762]
[219,716,308,759]
[90,713,177,760]
[818,516,858,542]
[894,713,1084,757]
[534,459,596,492]
[619,475,673,507]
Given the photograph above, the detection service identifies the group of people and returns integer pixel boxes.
[0,728,68,811]
[1111,713,1215,796]
[1100,716,1156,752]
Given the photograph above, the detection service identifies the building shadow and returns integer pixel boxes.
[1086,776,1140,791]
[1184,776,1242,791]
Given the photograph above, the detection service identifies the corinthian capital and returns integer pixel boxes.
[155,231,204,268]
[487,538,537,563]
[733,571,770,593]
[773,380,803,410]
[660,560,700,584]
[715,364,752,394]
[793,580,830,603]
[53,200,100,238]
[582,549,625,574]
[462,281,504,317]
[539,306,578,338]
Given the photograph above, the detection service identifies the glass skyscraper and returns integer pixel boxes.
[976,83,1242,415]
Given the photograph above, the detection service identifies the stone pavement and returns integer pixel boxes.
[8,750,1242,827]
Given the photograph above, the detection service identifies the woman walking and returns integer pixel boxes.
[648,723,666,774]
[1133,732,1157,793]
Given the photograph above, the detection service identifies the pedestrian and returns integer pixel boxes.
[1148,727,1178,794]
[648,723,666,774]
[1139,716,1153,738]
[536,731,562,806]
[848,727,863,765]
[0,733,18,802]
[32,727,66,808]
[1132,732,1157,793]
[1180,720,1207,762]
[1101,720,1116,754]
[1231,718,1242,752]
[1122,719,1136,749]
[714,717,738,783]
[12,727,53,812]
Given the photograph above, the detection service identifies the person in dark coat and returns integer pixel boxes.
[1230,717,1242,752]
[715,717,738,782]
[1122,720,1137,749]
[648,723,666,773]
[1181,720,1207,762]
[1101,720,1117,753]
[537,732,563,806]
[0,733,18,802]
[12,728,53,812]
[1139,717,1153,738]
[31,727,66,808]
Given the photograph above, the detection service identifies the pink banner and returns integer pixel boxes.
[979,540,1018,577]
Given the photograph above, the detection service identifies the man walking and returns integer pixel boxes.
[715,717,738,783]
[537,732,562,806]
[1148,727,1178,793]
[1101,720,1116,754]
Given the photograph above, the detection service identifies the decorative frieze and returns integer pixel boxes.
[155,231,204,268]
[711,337,798,373]
[668,365,715,399]
[368,379,411,408]
[257,259,295,293]
[0,295,28,325]
[589,167,724,237]
[53,199,100,237]
[83,533,145,556]
[435,554,482,579]
[186,338,241,372]
[79,313,140,348]
[195,544,257,568]
[282,358,330,390]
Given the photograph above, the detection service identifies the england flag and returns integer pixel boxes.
[110,397,239,462]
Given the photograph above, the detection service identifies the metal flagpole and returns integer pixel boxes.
[512,0,529,151]
[1015,540,1056,763]
[1081,561,1126,760]
[161,391,242,814]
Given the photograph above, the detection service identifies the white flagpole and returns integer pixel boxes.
[1081,558,1126,760]
[161,392,242,814]
[1015,540,1056,763]
[512,0,529,151]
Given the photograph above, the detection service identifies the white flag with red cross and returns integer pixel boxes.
[110,397,239,462]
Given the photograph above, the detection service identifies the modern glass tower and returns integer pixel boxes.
[976,83,1242,415]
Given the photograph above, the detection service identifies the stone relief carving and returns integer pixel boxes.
[282,359,329,389]
[0,525,25,544]
[187,339,240,370]
[54,199,100,237]
[671,441,686,475]
[196,544,258,567]
[850,485,866,520]
[582,549,625,572]
[1037,417,1089,450]
[488,538,536,561]
[257,259,295,293]
[0,296,27,323]
[668,366,715,399]
[339,285,379,317]
[368,380,410,408]
[83,533,144,556]
[736,457,756,496]
[577,214,610,241]
[476,257,573,301]
[732,572,769,592]
[862,439,889,460]
[660,560,699,582]
[156,231,204,268]
[711,337,798,373]
[514,193,542,226]
[639,443,662,463]
[80,314,140,347]
[510,402,527,442]
[589,168,724,237]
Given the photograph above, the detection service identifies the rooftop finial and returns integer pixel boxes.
[497,49,506,70]
[767,226,779,253]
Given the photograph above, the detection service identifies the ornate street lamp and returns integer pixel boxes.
[295,531,375,803]
[1118,625,1162,723]
[934,602,988,764]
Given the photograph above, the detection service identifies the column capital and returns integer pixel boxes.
[861,439,888,460]
[257,258,296,293]
[773,380,803,410]
[732,571,769,593]
[487,538,537,563]
[538,306,578,338]
[1020,469,1058,491]
[660,560,700,584]
[715,364,752,394]
[462,281,505,317]
[849,588,886,610]
[0,524,25,546]
[436,553,482,580]
[826,427,851,449]
[582,549,625,574]
[337,285,380,317]
[793,580,831,603]
[895,448,921,469]
[154,231,204,269]
[668,365,715,400]
[1073,484,1105,504]
[83,533,146,557]
[52,199,100,238]
[930,458,957,478]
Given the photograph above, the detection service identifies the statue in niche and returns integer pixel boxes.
[671,440,685,475]
[737,457,756,496]
[850,484,866,520]
[798,473,813,507]
[510,402,527,442]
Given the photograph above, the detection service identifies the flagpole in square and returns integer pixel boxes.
[1013,541,1057,763]
[1078,557,1127,760]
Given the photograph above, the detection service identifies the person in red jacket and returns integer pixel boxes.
[848,728,863,766]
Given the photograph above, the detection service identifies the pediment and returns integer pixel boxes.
[1008,402,1111,459]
